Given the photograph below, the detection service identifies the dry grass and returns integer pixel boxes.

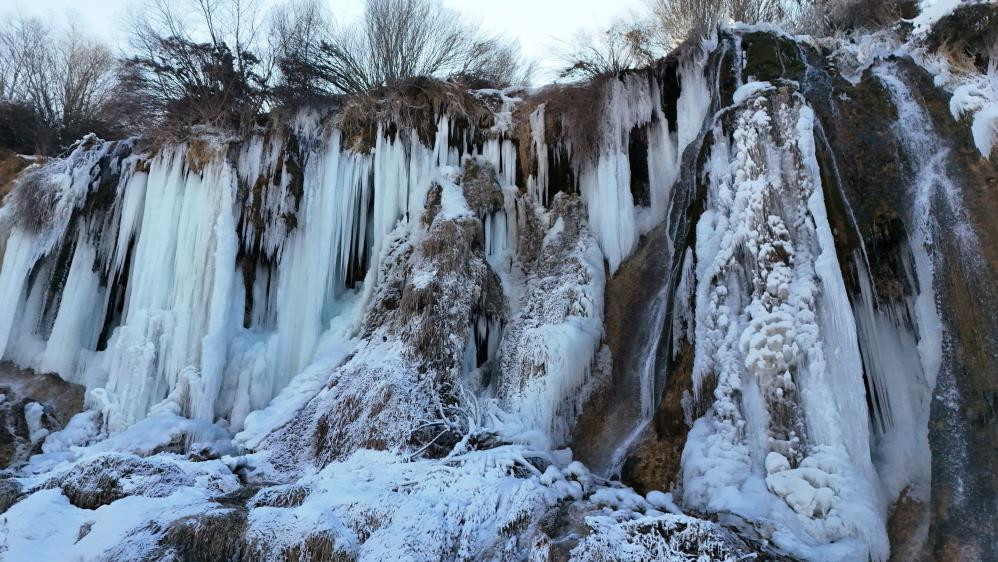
[3,166,60,233]
[0,478,22,513]
[337,77,495,153]
[0,149,33,205]
[280,532,356,562]
[157,508,249,561]
[513,76,609,182]
[183,138,226,174]
[46,454,193,510]
[926,3,998,73]
[249,485,310,509]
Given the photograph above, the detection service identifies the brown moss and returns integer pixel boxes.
[249,485,310,509]
[570,221,669,474]
[926,3,998,73]
[0,478,22,513]
[621,338,695,495]
[421,183,442,227]
[156,508,249,562]
[0,149,32,204]
[134,158,152,174]
[886,492,930,562]
[337,78,494,153]
[460,159,503,217]
[515,77,610,172]
[0,362,86,469]
[184,139,222,174]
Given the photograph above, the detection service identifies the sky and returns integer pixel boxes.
[10,0,647,81]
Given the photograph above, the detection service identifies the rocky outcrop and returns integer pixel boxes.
[0,362,84,469]
[260,159,506,469]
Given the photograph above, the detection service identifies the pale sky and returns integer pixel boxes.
[10,0,648,81]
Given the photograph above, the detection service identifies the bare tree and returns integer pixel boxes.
[648,0,727,49]
[268,0,335,101]
[35,29,115,136]
[799,0,905,34]
[729,0,787,24]
[0,16,117,153]
[0,17,48,102]
[645,0,806,48]
[275,0,530,97]
[556,22,662,81]
[122,0,271,133]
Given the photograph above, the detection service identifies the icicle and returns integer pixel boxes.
[0,230,38,359]
[38,240,106,380]
[575,52,710,274]
[527,104,549,204]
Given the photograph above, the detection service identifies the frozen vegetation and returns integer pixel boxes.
[0,1,996,560]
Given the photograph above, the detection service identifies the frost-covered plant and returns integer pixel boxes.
[799,0,912,35]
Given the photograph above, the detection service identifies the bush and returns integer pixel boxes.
[0,102,44,154]
[926,3,998,73]
[797,0,911,34]
[121,0,270,137]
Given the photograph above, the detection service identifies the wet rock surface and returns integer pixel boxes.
[570,222,672,477]
[898,59,998,562]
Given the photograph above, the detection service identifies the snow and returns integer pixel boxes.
[732,80,774,105]
[0,479,234,561]
[911,0,965,34]
[971,103,998,158]
[950,82,998,158]
[570,512,750,561]
[40,411,102,455]
[499,194,606,446]
[24,402,49,445]
[438,178,474,219]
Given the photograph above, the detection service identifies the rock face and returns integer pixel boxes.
[894,61,998,562]
[0,19,997,561]
[587,30,998,561]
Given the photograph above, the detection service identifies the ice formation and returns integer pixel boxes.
[1,12,995,560]
[0,121,442,436]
